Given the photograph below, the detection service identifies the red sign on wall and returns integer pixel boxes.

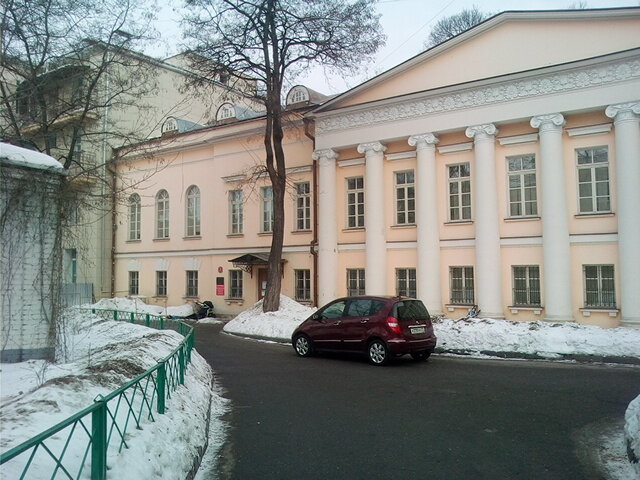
[216,284,225,296]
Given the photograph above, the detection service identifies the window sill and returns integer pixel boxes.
[183,236,202,240]
[574,213,614,219]
[391,224,416,229]
[225,298,244,305]
[227,233,244,238]
[508,306,543,315]
[504,216,540,223]
[126,239,141,243]
[153,237,170,242]
[580,307,618,317]
[444,221,473,226]
[291,229,312,234]
[445,303,473,312]
[295,298,313,305]
[183,296,199,300]
[343,227,365,232]
[258,232,273,237]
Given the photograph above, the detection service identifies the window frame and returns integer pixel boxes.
[229,270,243,299]
[447,163,472,222]
[156,190,170,239]
[511,265,541,306]
[506,154,538,218]
[583,264,616,308]
[295,182,311,231]
[128,193,141,241]
[346,176,365,229]
[261,186,274,233]
[156,270,167,297]
[576,146,611,214]
[229,189,244,235]
[449,266,474,304]
[396,268,417,298]
[294,269,311,302]
[346,268,365,296]
[128,271,139,296]
[186,270,198,298]
[394,170,415,225]
[185,185,201,237]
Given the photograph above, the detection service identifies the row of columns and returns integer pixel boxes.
[313,102,640,327]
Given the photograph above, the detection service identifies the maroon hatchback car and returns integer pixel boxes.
[292,296,437,366]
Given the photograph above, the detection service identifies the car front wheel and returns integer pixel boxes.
[410,350,432,361]
[367,339,389,366]
[293,334,313,357]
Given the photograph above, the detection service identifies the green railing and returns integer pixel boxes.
[0,308,195,480]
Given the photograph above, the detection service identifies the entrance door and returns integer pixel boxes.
[257,268,268,300]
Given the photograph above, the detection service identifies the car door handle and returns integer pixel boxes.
[333,320,341,325]
[360,318,369,323]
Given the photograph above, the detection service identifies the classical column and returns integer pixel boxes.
[465,124,504,318]
[530,113,573,322]
[408,133,442,315]
[312,148,339,307]
[606,102,640,328]
[357,141,387,295]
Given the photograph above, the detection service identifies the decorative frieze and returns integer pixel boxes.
[316,57,640,134]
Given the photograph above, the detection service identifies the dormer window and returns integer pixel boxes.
[286,86,309,106]
[217,103,236,122]
[161,117,178,135]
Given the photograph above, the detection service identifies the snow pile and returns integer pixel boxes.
[626,395,640,475]
[90,297,197,318]
[434,317,640,359]
[0,142,63,170]
[223,295,316,341]
[0,308,218,480]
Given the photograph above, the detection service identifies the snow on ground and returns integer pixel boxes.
[0,306,222,480]
[626,396,640,477]
[90,296,197,318]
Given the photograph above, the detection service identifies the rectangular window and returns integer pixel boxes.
[346,269,365,296]
[295,182,311,231]
[396,268,417,298]
[395,171,415,225]
[584,265,616,308]
[229,190,243,234]
[186,270,198,297]
[346,177,365,228]
[261,186,274,233]
[294,269,311,301]
[156,271,167,297]
[450,266,474,304]
[229,270,243,299]
[448,163,471,221]
[129,271,139,296]
[507,155,538,217]
[64,248,77,284]
[577,146,610,214]
[512,266,541,306]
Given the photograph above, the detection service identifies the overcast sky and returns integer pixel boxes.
[153,0,640,94]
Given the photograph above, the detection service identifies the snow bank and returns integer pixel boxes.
[0,307,216,480]
[223,295,316,341]
[90,296,196,318]
[626,395,640,476]
[0,142,63,170]
[434,317,640,359]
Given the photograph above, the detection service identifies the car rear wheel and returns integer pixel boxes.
[367,339,389,366]
[410,350,432,361]
[293,334,313,357]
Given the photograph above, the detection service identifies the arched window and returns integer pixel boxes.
[287,86,309,105]
[216,103,235,122]
[156,190,170,239]
[186,185,201,237]
[128,193,141,241]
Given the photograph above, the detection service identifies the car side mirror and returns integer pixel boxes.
[312,313,320,321]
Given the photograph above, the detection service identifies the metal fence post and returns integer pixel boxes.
[113,310,118,321]
[157,362,166,414]
[145,314,150,328]
[178,347,185,386]
[130,312,135,323]
[91,397,107,480]
[160,317,165,330]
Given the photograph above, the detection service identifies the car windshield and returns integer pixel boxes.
[392,300,430,322]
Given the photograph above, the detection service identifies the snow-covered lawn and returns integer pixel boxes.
[2,296,638,478]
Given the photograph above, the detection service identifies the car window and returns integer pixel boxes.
[321,301,346,319]
[346,299,386,317]
[393,300,430,322]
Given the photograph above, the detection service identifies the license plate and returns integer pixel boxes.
[409,326,425,335]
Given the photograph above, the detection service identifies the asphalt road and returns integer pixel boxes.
[194,323,640,480]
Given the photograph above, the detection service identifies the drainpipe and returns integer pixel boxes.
[108,159,117,298]
[303,117,318,307]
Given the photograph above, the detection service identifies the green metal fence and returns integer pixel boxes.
[0,308,196,480]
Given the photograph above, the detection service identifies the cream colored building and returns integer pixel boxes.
[113,8,640,328]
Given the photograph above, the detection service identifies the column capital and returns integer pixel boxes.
[408,133,439,149]
[312,148,338,167]
[530,113,565,131]
[605,102,640,123]
[465,124,498,141]
[357,141,387,155]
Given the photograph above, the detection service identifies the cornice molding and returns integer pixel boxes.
[316,56,640,135]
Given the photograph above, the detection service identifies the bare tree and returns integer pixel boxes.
[424,6,491,48]
[182,0,385,312]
